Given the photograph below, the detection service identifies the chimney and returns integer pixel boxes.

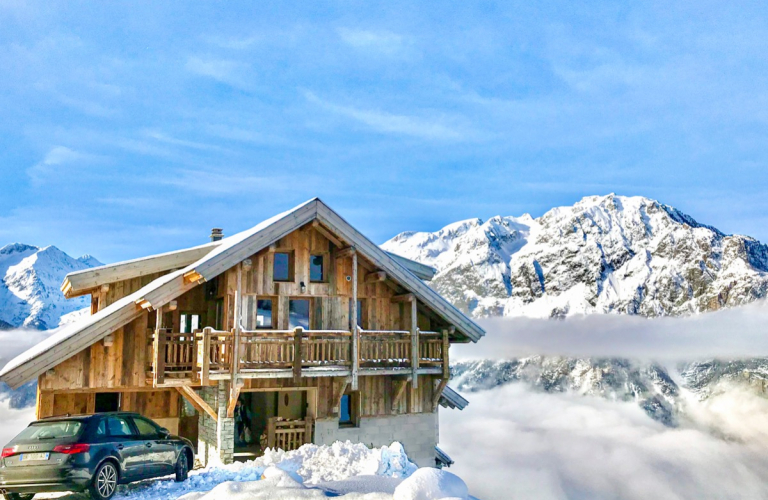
[210,228,224,242]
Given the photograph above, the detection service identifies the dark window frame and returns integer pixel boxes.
[309,253,328,283]
[273,251,295,282]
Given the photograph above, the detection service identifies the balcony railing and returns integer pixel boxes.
[149,326,449,386]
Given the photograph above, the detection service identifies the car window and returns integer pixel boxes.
[95,419,107,437]
[15,421,82,441]
[132,418,159,438]
[106,417,134,437]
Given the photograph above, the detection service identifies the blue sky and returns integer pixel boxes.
[1,1,767,263]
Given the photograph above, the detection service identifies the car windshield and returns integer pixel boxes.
[14,421,83,441]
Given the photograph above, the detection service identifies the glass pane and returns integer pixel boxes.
[310,255,324,282]
[357,300,363,329]
[16,421,82,440]
[257,299,273,328]
[191,315,200,331]
[274,253,290,281]
[289,299,310,330]
[180,314,188,333]
[132,418,158,437]
[107,417,134,437]
[339,394,351,423]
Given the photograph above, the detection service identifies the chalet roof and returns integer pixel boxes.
[62,237,435,299]
[439,386,469,410]
[435,446,454,467]
[0,198,483,389]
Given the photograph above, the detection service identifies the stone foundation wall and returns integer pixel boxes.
[314,412,439,467]
[196,382,235,466]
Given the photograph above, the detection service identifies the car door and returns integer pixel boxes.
[130,417,176,476]
[104,416,145,481]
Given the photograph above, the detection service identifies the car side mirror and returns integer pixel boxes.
[159,428,171,438]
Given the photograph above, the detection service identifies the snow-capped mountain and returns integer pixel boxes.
[383,194,768,318]
[0,243,102,330]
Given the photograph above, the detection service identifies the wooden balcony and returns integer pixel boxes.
[149,326,449,387]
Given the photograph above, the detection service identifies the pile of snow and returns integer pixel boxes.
[106,441,463,500]
[393,468,469,500]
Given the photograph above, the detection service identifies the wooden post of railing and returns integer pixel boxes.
[201,327,212,386]
[351,249,359,390]
[231,262,243,384]
[293,327,304,385]
[267,417,276,449]
[153,306,165,387]
[411,297,419,389]
[442,328,450,380]
[191,329,200,384]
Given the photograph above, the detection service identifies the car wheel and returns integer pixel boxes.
[174,451,189,482]
[89,461,119,500]
[4,494,34,500]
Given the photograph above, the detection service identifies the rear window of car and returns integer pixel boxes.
[15,421,82,441]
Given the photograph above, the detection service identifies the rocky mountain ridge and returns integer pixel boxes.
[0,243,101,330]
[382,194,768,318]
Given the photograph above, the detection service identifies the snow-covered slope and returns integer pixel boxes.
[383,194,768,318]
[0,243,101,330]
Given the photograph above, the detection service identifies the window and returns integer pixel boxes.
[349,299,365,330]
[16,421,82,440]
[106,417,134,437]
[244,297,274,329]
[289,299,310,330]
[256,299,273,328]
[274,252,292,282]
[132,418,159,438]
[180,314,200,333]
[339,392,358,428]
[95,420,107,437]
[94,392,120,413]
[310,254,325,282]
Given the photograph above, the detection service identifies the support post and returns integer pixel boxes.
[411,297,419,389]
[201,327,212,386]
[227,380,243,419]
[442,328,450,380]
[231,263,243,384]
[351,249,359,390]
[293,327,304,385]
[432,378,450,411]
[153,306,165,387]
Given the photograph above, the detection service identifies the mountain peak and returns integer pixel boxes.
[383,195,768,319]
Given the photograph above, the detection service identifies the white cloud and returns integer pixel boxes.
[185,56,251,89]
[441,384,768,499]
[304,91,469,141]
[27,146,103,185]
[454,299,768,362]
[337,28,409,56]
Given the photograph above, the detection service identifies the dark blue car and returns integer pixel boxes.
[0,412,195,500]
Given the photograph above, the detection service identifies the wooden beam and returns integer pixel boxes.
[335,246,356,260]
[432,378,449,411]
[232,263,242,385]
[293,327,304,385]
[365,271,386,283]
[442,329,450,380]
[333,378,349,414]
[312,220,344,248]
[153,306,165,387]
[391,376,411,411]
[391,293,415,303]
[183,270,204,284]
[201,327,212,386]
[227,381,243,419]
[351,252,359,390]
[176,386,218,422]
[411,299,419,389]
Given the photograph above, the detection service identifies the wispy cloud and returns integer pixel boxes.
[27,146,104,186]
[304,91,470,141]
[455,300,768,362]
[185,56,251,89]
[142,129,227,152]
[155,168,304,196]
[337,28,410,56]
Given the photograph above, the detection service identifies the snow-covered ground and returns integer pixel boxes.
[8,442,471,500]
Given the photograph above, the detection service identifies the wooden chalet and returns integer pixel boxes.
[0,199,483,467]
